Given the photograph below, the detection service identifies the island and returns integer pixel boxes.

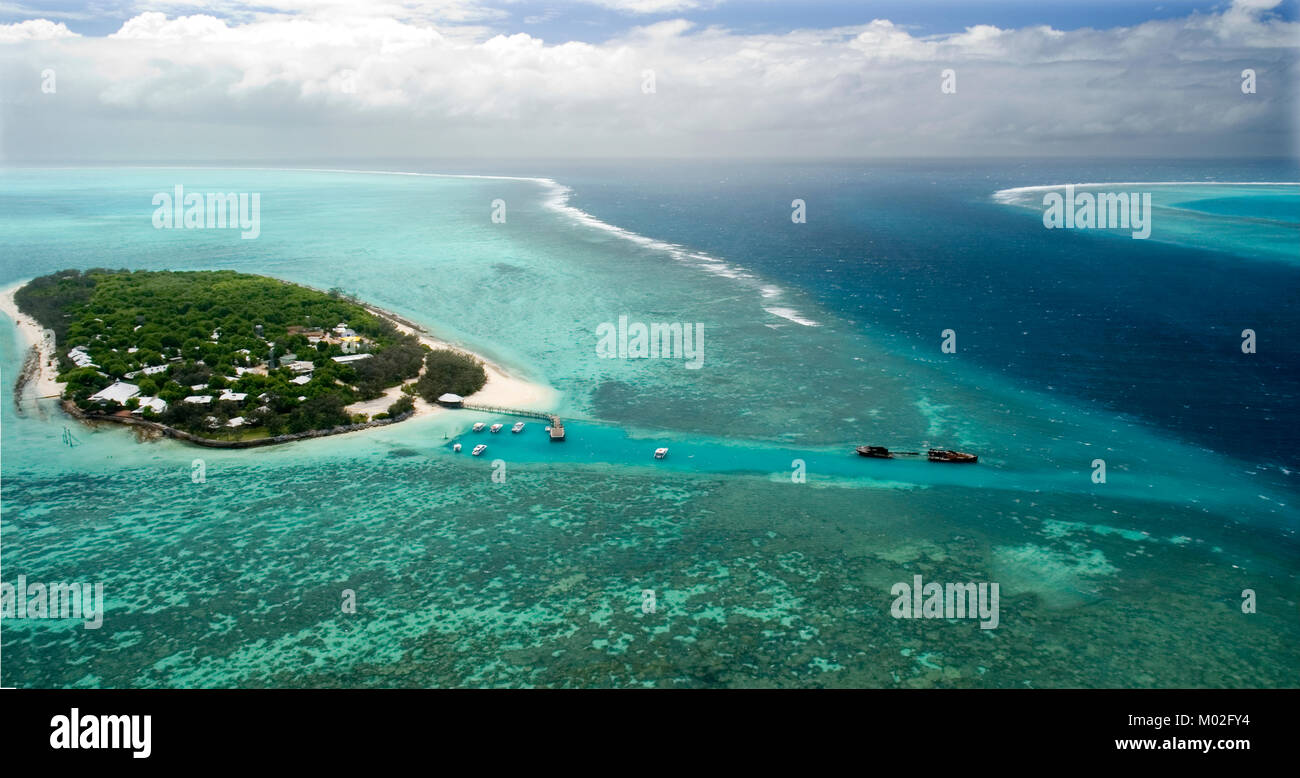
[2,268,552,446]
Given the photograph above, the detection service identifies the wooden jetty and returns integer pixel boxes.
[462,403,565,441]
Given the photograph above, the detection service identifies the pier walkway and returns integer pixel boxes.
[461,402,565,440]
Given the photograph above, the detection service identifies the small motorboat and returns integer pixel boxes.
[856,445,893,459]
[857,445,922,459]
[928,448,978,464]
[472,422,485,432]
[452,443,462,453]
[654,447,669,460]
[512,422,525,433]
[472,444,487,456]
[490,423,503,433]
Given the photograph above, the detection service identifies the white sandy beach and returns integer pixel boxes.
[0,280,65,403]
[0,278,557,427]
[352,303,558,422]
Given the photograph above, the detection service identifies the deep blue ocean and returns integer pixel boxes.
[548,158,1300,468]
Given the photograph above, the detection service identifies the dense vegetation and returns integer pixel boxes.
[416,349,487,401]
[17,269,442,437]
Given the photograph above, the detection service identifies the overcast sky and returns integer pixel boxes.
[1,0,1296,161]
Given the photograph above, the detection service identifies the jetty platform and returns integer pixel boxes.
[462,402,565,441]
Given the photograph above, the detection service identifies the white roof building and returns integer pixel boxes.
[183,395,213,405]
[288,360,315,374]
[125,364,169,379]
[226,416,247,428]
[67,347,98,369]
[89,381,140,404]
[332,353,373,364]
[132,396,168,415]
[289,375,311,385]
[219,391,248,402]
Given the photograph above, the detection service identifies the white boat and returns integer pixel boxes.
[654,447,669,459]
[472,422,485,432]
[452,443,462,452]
[512,422,525,433]
[472,444,487,456]
[490,423,504,433]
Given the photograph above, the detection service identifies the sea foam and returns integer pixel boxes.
[217,165,824,329]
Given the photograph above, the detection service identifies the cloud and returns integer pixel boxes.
[0,18,79,41]
[0,4,1295,160]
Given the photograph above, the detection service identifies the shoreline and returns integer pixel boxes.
[0,277,559,444]
[350,297,558,423]
[0,280,64,406]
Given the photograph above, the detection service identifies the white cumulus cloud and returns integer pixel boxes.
[0,2,1295,161]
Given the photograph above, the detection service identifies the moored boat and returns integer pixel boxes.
[453,443,462,452]
[490,423,503,433]
[856,445,893,459]
[472,422,485,432]
[654,447,669,459]
[472,444,487,456]
[928,448,978,463]
[512,422,525,433]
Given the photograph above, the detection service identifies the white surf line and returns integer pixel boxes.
[125,164,824,328]
[992,180,1300,203]
[764,307,822,327]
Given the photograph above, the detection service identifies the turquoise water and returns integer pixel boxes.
[994,182,1300,264]
[2,165,1297,688]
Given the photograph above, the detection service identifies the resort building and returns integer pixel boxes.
[437,393,464,407]
[339,335,366,354]
[289,375,311,385]
[89,381,140,405]
[332,353,372,364]
[183,395,213,405]
[67,346,98,369]
[132,396,168,415]
[219,391,248,402]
